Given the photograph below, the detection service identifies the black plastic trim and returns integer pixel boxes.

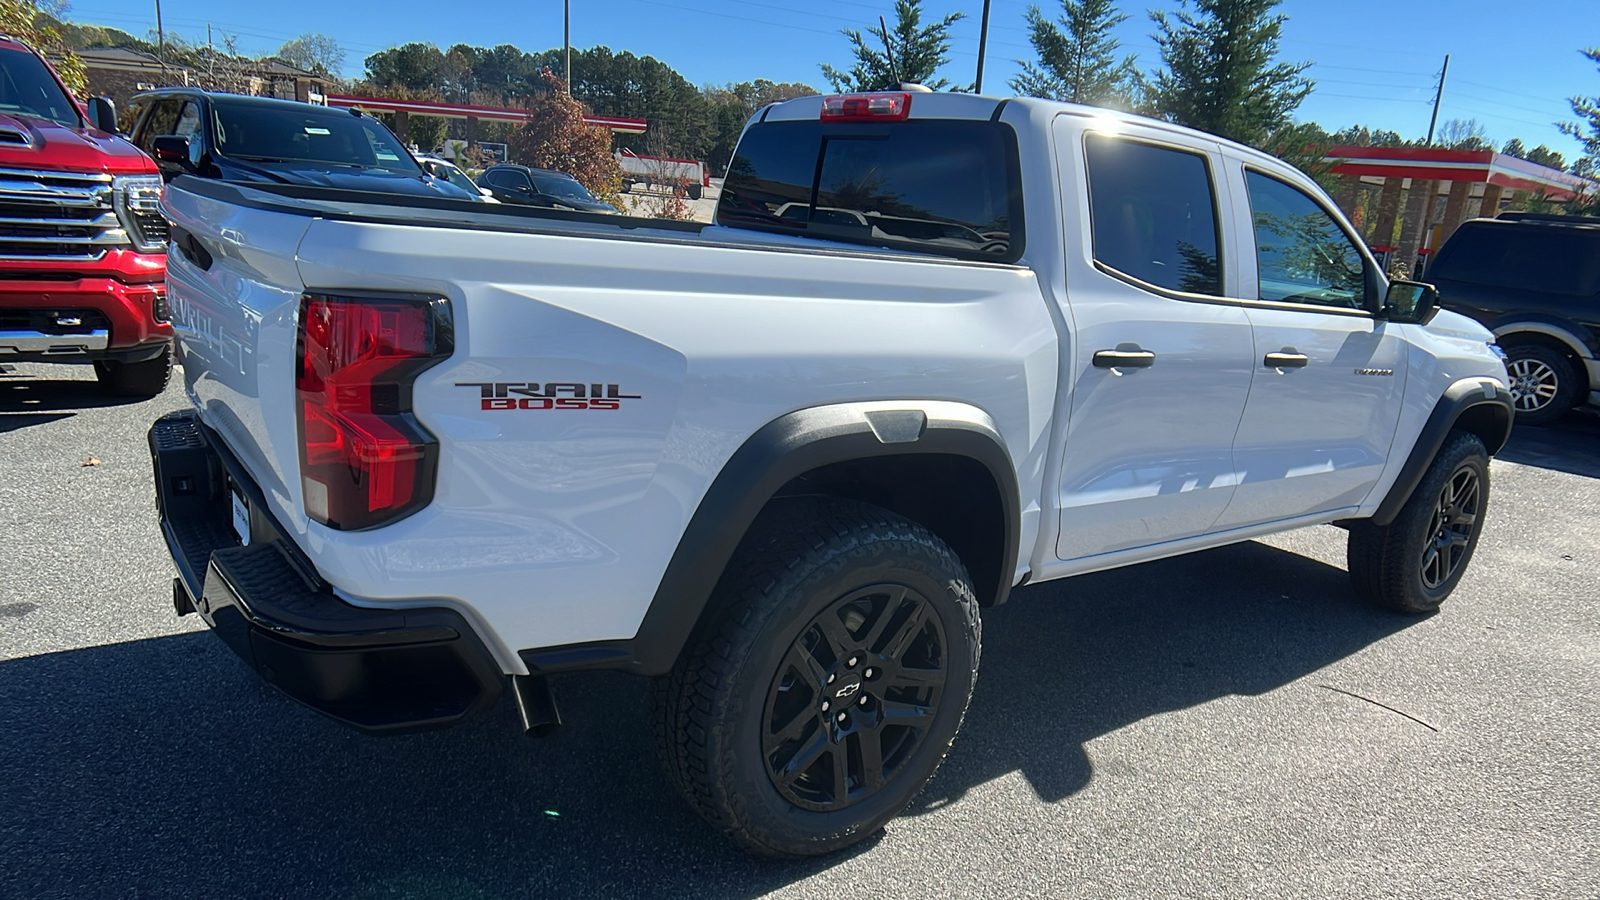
[149,410,503,733]
[518,404,1021,677]
[1371,379,1514,526]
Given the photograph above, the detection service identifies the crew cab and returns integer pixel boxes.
[149,90,1514,857]
[0,37,169,396]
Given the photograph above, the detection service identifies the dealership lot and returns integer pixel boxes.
[1,362,1595,899]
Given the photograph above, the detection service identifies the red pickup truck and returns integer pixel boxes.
[0,37,170,396]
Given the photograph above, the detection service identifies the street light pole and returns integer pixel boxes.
[563,0,571,92]
[154,0,168,78]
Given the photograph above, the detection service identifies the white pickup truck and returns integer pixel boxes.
[150,90,1514,857]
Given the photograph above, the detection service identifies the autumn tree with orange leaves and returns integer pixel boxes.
[507,69,623,207]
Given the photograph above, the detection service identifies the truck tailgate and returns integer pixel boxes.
[162,179,313,528]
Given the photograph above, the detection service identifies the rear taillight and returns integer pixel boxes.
[820,92,912,122]
[295,293,452,530]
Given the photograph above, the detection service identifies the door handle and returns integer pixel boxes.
[1263,351,1310,368]
[1092,349,1156,369]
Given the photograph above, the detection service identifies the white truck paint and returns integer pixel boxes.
[154,92,1514,855]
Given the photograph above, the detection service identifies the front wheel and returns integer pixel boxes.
[1504,342,1581,425]
[1348,431,1490,613]
[651,498,980,857]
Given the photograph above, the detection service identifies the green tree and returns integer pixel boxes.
[364,43,445,92]
[277,32,344,79]
[1501,137,1526,158]
[1147,0,1312,147]
[820,0,966,92]
[703,80,817,171]
[1560,47,1600,179]
[1010,0,1139,108]
[1526,144,1565,170]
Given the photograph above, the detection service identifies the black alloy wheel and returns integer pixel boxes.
[1420,465,1481,590]
[762,584,947,811]
[651,497,980,857]
[1347,430,1490,614]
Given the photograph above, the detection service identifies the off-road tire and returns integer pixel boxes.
[650,497,981,857]
[1503,341,1581,426]
[686,184,703,201]
[1348,431,1490,613]
[94,344,172,398]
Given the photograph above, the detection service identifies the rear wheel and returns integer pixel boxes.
[94,343,172,398]
[1503,341,1581,425]
[686,184,703,200]
[1348,431,1489,613]
[651,498,980,857]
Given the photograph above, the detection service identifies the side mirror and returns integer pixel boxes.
[1383,279,1440,325]
[151,135,191,166]
[87,96,118,133]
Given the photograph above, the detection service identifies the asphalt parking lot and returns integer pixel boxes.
[2,362,1596,899]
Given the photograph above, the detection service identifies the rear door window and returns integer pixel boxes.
[1083,135,1223,297]
[135,98,183,155]
[717,119,1022,262]
[1433,224,1600,296]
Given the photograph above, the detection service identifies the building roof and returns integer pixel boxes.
[325,94,648,135]
[76,46,188,73]
[1324,145,1596,200]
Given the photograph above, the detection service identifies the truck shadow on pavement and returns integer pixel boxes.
[0,374,146,432]
[1495,411,1600,480]
[0,541,1411,899]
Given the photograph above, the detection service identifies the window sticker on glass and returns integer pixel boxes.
[305,126,330,135]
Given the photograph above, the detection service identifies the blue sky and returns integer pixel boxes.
[77,0,1594,154]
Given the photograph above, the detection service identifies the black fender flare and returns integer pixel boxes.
[519,402,1021,676]
[1371,378,1514,526]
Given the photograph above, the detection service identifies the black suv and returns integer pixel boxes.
[479,164,620,213]
[125,89,475,200]
[1430,212,1600,424]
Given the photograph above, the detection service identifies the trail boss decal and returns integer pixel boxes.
[456,382,642,411]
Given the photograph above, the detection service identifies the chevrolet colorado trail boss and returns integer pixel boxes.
[149,91,1514,856]
[0,37,170,395]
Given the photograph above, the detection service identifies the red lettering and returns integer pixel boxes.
[587,399,620,410]
[482,398,517,410]
[519,398,555,410]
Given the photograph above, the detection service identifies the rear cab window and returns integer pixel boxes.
[1083,135,1222,296]
[717,119,1024,262]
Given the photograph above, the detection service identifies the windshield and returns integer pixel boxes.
[0,46,81,127]
[213,101,422,174]
[434,163,480,193]
[533,175,594,200]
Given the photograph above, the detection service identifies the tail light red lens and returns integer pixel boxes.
[820,92,912,122]
[296,293,453,530]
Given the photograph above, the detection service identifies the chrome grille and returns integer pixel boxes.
[0,167,123,261]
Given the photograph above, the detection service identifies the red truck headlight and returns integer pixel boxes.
[295,293,453,530]
[112,175,168,252]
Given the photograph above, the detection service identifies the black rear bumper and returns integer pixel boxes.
[149,410,503,733]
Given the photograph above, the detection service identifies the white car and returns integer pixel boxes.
[152,90,1513,858]
[418,155,498,202]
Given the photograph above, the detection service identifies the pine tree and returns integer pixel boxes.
[1147,0,1312,147]
[1560,48,1600,179]
[1010,0,1139,108]
[820,0,966,92]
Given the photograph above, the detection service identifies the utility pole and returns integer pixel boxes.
[563,0,571,92]
[975,0,992,93]
[1426,53,1449,146]
[154,0,168,78]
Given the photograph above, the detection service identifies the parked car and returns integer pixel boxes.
[152,90,1513,858]
[417,154,497,202]
[616,149,709,199]
[479,164,619,213]
[125,89,477,201]
[1429,211,1600,424]
[0,36,171,396]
